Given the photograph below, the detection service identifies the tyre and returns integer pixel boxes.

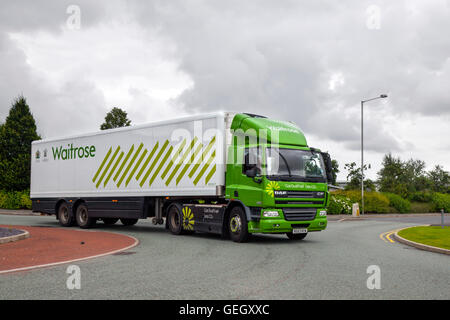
[286,232,307,240]
[167,204,183,235]
[120,218,138,226]
[102,218,119,225]
[228,206,250,243]
[57,202,74,227]
[75,203,96,229]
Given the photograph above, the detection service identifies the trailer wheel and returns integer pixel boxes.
[75,203,96,229]
[103,218,119,225]
[167,204,183,235]
[57,202,74,227]
[228,206,250,243]
[286,232,307,240]
[120,218,138,226]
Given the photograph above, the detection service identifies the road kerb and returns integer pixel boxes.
[394,226,450,256]
[0,229,30,244]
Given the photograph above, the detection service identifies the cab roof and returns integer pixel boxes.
[230,113,308,147]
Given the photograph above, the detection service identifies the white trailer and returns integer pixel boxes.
[31,112,232,229]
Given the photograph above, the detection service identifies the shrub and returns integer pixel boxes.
[0,191,7,208]
[0,190,32,209]
[383,192,411,213]
[364,192,390,213]
[19,190,32,209]
[409,191,433,203]
[332,190,390,213]
[431,193,450,213]
[410,202,433,213]
[328,195,352,214]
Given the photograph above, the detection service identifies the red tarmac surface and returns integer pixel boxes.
[0,225,138,273]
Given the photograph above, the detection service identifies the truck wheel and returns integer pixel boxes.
[228,206,250,243]
[58,202,74,227]
[75,203,96,229]
[120,218,138,226]
[167,204,183,235]
[103,218,119,225]
[286,232,307,240]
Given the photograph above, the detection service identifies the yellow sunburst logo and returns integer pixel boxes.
[182,207,195,230]
[265,181,280,197]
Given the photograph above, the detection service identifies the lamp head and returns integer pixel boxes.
[380,94,388,98]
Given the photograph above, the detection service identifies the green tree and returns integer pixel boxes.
[100,107,131,130]
[331,159,339,185]
[344,161,375,190]
[0,96,41,191]
[377,153,407,196]
[377,153,433,197]
[427,165,450,193]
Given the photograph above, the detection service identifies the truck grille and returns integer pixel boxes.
[282,208,317,221]
[275,200,323,205]
[274,190,325,198]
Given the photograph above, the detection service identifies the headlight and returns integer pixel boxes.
[319,210,327,216]
[263,210,279,217]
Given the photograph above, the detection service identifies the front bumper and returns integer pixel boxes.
[247,209,327,234]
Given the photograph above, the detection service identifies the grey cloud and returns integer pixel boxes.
[0,31,106,137]
[0,0,449,157]
[127,0,450,153]
[0,0,108,33]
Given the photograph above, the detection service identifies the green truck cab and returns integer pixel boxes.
[224,113,331,242]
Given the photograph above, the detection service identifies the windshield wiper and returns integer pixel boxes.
[278,152,292,177]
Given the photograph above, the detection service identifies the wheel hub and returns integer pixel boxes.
[230,216,241,233]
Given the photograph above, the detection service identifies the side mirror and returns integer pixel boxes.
[321,152,333,183]
[245,166,257,178]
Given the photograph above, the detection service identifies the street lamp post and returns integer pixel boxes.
[361,94,388,215]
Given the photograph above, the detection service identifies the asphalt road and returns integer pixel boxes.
[0,214,448,299]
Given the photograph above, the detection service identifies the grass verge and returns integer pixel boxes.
[398,226,450,250]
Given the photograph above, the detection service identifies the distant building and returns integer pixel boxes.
[328,180,347,191]
[336,180,349,189]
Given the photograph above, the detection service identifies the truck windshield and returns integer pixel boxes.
[266,148,326,182]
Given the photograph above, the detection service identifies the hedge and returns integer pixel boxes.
[383,192,411,213]
[328,194,352,214]
[0,190,32,209]
[332,190,391,213]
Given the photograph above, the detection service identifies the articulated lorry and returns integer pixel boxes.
[31,112,332,242]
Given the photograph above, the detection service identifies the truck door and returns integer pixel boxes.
[234,146,264,207]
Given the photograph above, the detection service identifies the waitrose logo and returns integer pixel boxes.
[52,144,96,160]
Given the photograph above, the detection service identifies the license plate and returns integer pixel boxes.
[292,228,308,234]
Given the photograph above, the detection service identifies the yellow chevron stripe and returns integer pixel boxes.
[125,148,148,187]
[161,139,186,180]
[204,164,216,184]
[104,151,124,187]
[176,142,203,185]
[92,147,112,182]
[188,136,216,178]
[136,143,159,181]
[149,145,173,187]
[96,146,120,188]
[117,143,143,187]
[165,138,198,186]
[193,150,216,185]
[114,145,134,182]
[139,140,169,187]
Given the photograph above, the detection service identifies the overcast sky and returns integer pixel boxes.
[0,0,449,180]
